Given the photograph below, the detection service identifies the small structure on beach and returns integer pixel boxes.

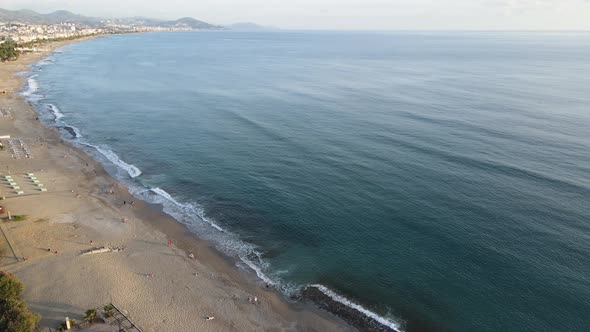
[100,303,142,332]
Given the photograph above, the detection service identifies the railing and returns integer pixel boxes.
[100,303,142,332]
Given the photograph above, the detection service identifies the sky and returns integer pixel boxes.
[2,0,590,30]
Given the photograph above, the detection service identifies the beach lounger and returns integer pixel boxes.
[39,188,47,192]
[11,186,20,190]
[16,191,24,195]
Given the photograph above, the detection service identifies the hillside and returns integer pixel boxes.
[0,8,222,29]
[0,8,100,25]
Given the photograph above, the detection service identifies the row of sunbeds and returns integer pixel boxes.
[7,139,33,159]
[3,175,24,195]
[26,173,47,192]
[2,173,47,195]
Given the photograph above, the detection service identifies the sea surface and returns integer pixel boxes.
[23,31,590,331]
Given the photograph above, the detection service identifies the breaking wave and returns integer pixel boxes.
[310,284,403,331]
[79,142,142,178]
[20,75,40,99]
[47,104,64,120]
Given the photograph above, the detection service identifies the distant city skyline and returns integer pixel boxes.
[2,0,590,30]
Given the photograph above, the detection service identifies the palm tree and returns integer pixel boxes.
[83,308,97,325]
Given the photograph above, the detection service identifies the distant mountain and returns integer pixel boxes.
[0,8,100,25]
[0,8,222,29]
[166,17,220,29]
[227,22,279,31]
[43,10,96,23]
[108,16,222,29]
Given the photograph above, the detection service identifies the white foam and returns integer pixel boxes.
[35,56,54,67]
[309,284,403,331]
[80,142,142,178]
[150,187,225,232]
[47,104,64,120]
[70,126,83,138]
[21,75,39,97]
[131,186,287,291]
[151,187,181,204]
[239,252,273,284]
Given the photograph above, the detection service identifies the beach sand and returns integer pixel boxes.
[0,38,355,332]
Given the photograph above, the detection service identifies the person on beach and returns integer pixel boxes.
[168,239,172,247]
[188,252,195,259]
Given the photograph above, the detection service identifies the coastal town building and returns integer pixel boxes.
[0,20,204,45]
[0,22,103,43]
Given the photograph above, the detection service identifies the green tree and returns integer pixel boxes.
[0,271,23,300]
[0,41,19,62]
[0,272,40,332]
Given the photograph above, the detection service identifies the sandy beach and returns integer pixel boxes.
[0,38,354,332]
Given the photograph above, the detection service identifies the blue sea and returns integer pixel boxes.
[23,31,590,331]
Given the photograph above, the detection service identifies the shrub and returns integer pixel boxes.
[0,272,23,299]
[0,272,40,332]
[83,308,97,324]
[103,304,114,317]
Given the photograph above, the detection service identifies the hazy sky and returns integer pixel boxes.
[2,0,590,30]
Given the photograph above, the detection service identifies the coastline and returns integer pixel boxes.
[0,37,358,331]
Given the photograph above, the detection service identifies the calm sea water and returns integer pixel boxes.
[26,31,590,331]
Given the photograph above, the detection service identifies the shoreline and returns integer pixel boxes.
[1,36,398,332]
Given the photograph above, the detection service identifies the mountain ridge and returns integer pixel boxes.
[0,8,222,29]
